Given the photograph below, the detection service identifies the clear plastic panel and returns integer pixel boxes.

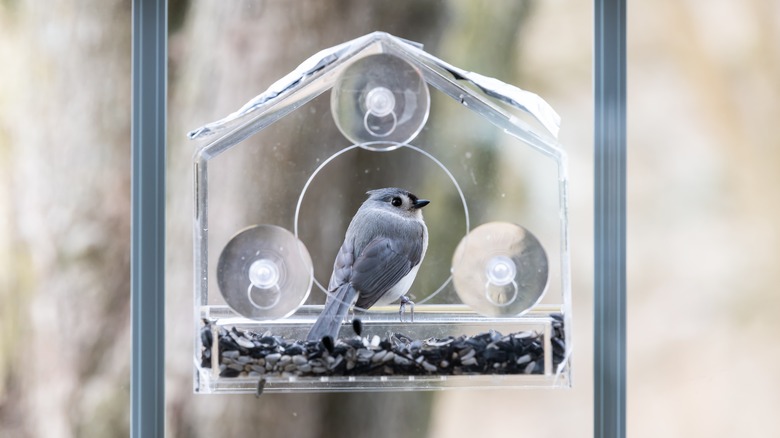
[191,32,571,393]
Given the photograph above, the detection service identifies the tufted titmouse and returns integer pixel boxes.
[306,188,429,341]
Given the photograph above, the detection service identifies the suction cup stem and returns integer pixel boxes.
[248,259,280,289]
[331,53,430,147]
[217,225,313,320]
[486,256,517,286]
[452,222,549,317]
[365,86,396,117]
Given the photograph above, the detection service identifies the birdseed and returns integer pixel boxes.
[201,314,566,378]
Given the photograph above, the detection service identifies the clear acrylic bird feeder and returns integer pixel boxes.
[189,32,572,393]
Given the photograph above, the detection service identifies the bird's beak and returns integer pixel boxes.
[412,199,430,209]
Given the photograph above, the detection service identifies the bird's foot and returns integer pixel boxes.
[399,296,415,323]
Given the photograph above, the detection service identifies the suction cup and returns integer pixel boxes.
[451,222,549,317]
[217,225,313,320]
[331,53,430,147]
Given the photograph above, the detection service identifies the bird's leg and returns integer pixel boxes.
[399,296,415,323]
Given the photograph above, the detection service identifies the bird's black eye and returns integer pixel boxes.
[391,197,403,207]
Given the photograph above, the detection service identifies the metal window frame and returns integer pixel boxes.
[131,0,166,437]
[129,1,626,436]
[594,0,626,437]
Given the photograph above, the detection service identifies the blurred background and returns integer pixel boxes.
[0,0,778,437]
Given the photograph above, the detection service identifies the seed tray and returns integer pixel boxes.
[196,311,569,393]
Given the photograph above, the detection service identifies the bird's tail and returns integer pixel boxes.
[306,284,357,341]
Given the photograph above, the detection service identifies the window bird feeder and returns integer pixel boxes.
[189,32,572,393]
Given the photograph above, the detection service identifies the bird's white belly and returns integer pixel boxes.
[374,264,420,306]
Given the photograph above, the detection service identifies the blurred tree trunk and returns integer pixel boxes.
[0,1,132,437]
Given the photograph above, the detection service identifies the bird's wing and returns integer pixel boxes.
[327,239,354,293]
[351,227,424,309]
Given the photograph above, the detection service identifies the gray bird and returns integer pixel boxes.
[306,188,430,341]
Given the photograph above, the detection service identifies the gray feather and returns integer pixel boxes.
[352,231,423,309]
[306,283,357,341]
